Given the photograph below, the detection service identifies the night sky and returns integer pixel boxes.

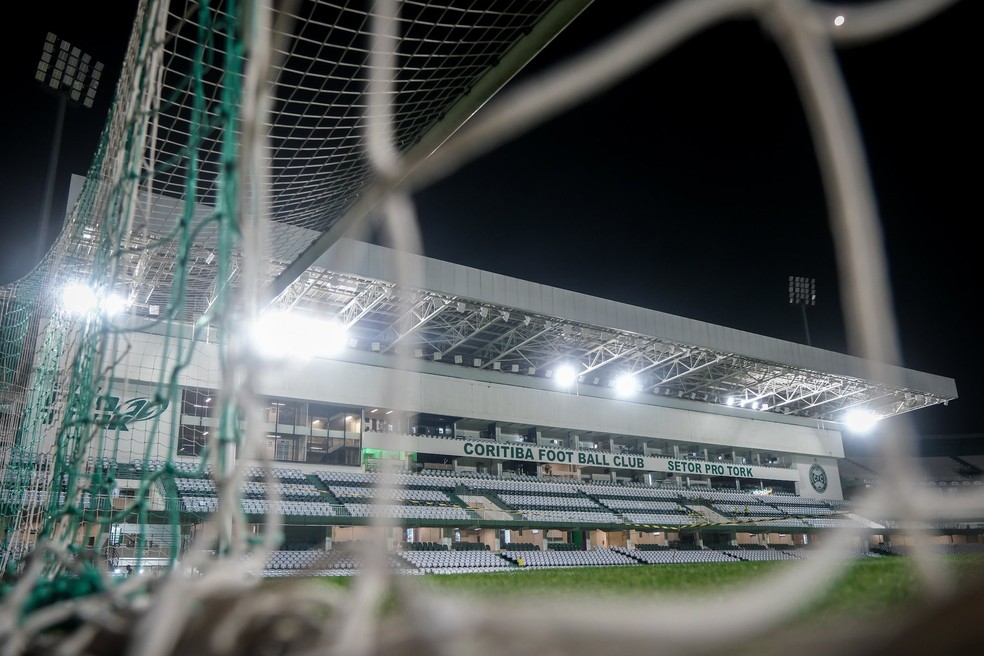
[0,1,977,438]
[411,0,979,440]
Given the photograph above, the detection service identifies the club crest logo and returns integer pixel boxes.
[92,395,169,431]
[809,463,828,493]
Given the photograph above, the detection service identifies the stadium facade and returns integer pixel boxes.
[0,1,974,579]
[70,234,968,561]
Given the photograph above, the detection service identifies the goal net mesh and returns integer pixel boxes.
[0,0,974,654]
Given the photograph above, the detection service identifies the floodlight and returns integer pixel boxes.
[788,275,816,346]
[36,33,103,109]
[843,409,880,433]
[61,283,127,317]
[553,364,577,388]
[613,374,638,397]
[788,276,816,305]
[251,311,347,360]
[34,33,103,264]
[62,282,98,315]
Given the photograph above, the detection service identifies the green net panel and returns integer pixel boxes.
[0,0,584,605]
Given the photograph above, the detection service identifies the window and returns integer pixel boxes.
[267,434,306,463]
[179,388,216,457]
[181,388,215,417]
[178,425,207,456]
[263,398,307,427]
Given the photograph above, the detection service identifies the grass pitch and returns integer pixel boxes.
[292,554,984,655]
[411,553,984,622]
[315,552,984,630]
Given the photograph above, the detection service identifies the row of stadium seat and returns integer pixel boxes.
[177,543,934,580]
[344,503,472,521]
[497,493,604,509]
[501,548,638,568]
[399,551,510,570]
[182,497,337,516]
[328,485,454,503]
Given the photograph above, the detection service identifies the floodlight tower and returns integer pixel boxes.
[788,276,816,346]
[34,32,104,264]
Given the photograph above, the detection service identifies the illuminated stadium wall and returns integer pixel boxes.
[46,177,950,512]
[98,311,846,500]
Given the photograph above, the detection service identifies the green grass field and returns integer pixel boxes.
[299,554,984,655]
[316,552,984,629]
[405,554,982,618]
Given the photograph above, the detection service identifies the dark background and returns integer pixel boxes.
[1,1,977,445]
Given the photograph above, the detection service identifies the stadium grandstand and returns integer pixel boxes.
[0,1,979,655]
[3,223,976,574]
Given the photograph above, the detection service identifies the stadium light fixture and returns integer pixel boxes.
[61,282,128,317]
[251,311,348,361]
[788,275,816,346]
[34,32,104,264]
[843,409,880,433]
[613,374,639,397]
[553,364,577,388]
[36,32,104,109]
[61,282,97,315]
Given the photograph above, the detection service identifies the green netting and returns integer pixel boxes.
[0,0,575,614]
[0,0,259,606]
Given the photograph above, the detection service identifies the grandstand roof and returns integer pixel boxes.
[50,1,955,429]
[276,237,957,427]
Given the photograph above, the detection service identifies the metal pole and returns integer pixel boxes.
[34,33,103,267]
[37,93,67,264]
[800,303,812,347]
[789,275,816,346]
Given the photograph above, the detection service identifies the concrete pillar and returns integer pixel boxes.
[479,528,498,551]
